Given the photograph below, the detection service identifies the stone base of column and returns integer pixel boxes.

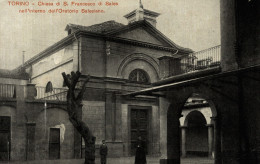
[160,159,180,164]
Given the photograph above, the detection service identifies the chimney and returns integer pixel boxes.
[124,0,160,27]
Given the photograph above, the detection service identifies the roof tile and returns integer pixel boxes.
[0,69,29,80]
[68,20,125,33]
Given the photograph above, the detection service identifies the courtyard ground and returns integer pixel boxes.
[0,157,214,164]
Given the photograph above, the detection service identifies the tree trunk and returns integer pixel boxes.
[84,138,96,164]
[62,71,96,164]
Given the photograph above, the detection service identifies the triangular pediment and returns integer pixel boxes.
[106,21,193,53]
[114,26,170,47]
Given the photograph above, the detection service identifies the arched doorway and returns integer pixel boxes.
[179,94,216,163]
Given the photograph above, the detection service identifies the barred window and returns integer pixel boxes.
[129,69,150,84]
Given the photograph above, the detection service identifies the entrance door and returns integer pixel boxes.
[49,128,60,159]
[0,116,11,161]
[131,108,148,155]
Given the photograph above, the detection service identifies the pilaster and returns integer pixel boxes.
[26,122,36,160]
[115,93,122,141]
[105,92,114,141]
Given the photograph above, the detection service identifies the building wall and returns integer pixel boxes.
[79,34,172,80]
[31,43,76,87]
[80,37,105,77]
[106,41,172,79]
[82,101,105,144]
[34,107,74,160]
[0,86,29,161]
[32,62,73,88]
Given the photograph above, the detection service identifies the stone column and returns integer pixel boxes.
[207,124,214,158]
[211,117,221,164]
[180,126,187,157]
[220,0,238,71]
[165,104,182,164]
[159,97,169,162]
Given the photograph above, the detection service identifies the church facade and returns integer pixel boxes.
[0,5,193,161]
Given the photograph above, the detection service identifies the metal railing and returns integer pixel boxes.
[0,84,16,98]
[180,45,221,74]
[36,87,68,101]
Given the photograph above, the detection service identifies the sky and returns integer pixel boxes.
[0,0,220,69]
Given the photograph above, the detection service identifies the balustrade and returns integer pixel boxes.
[179,45,221,74]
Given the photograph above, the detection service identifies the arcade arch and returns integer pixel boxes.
[179,94,216,160]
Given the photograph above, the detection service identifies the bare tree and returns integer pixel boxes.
[62,71,95,164]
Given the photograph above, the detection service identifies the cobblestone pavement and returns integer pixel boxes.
[0,157,214,164]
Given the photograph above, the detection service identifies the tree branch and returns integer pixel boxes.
[62,72,71,88]
[71,71,81,91]
[76,75,90,101]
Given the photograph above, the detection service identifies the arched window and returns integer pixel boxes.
[129,69,150,84]
[45,81,53,93]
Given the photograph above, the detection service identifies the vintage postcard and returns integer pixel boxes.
[0,0,259,164]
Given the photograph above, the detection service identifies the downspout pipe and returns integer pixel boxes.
[74,33,80,72]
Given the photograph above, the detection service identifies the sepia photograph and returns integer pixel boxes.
[0,0,259,163]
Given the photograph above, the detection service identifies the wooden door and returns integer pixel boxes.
[130,109,148,155]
